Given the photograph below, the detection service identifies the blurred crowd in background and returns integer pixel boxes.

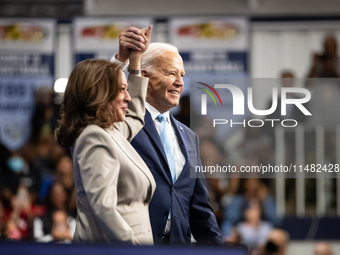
[174,34,340,254]
[0,86,74,243]
[0,32,339,255]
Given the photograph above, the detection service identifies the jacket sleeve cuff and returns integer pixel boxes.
[110,53,129,71]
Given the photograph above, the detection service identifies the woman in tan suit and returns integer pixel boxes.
[56,27,155,245]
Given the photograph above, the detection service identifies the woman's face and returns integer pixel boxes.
[51,183,66,210]
[109,71,131,122]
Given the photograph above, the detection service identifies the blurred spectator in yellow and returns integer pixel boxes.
[307,35,340,78]
[314,242,334,255]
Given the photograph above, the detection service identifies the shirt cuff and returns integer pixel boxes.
[110,53,129,71]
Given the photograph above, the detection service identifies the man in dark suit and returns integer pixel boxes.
[112,27,223,245]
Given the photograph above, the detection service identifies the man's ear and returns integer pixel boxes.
[142,70,148,77]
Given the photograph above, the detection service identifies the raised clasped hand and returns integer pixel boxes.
[117,25,152,62]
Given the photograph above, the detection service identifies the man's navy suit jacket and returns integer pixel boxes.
[131,110,223,245]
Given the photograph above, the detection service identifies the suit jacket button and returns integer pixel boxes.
[164,211,169,216]
[171,187,175,192]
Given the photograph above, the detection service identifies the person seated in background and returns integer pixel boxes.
[1,189,22,241]
[314,242,334,255]
[34,182,75,242]
[264,70,307,142]
[5,219,21,241]
[236,201,273,252]
[1,185,45,240]
[260,229,289,255]
[29,135,65,204]
[0,167,20,238]
[307,35,340,78]
[55,156,73,193]
[11,185,33,239]
[224,227,241,245]
[55,155,76,217]
[30,86,57,146]
[267,70,298,120]
[222,178,281,238]
[50,210,73,243]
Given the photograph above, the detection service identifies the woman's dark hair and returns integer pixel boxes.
[56,59,122,147]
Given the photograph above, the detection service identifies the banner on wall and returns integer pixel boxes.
[170,17,249,77]
[0,19,55,150]
[169,17,250,141]
[73,18,152,64]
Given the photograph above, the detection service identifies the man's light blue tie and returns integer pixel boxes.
[156,114,176,184]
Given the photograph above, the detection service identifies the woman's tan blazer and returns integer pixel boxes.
[71,75,156,245]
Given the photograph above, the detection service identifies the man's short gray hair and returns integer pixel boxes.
[141,42,179,73]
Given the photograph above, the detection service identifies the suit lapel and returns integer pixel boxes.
[143,110,172,183]
[104,126,156,196]
[170,115,189,183]
[143,110,169,165]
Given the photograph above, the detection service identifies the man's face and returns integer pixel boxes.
[145,52,185,113]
